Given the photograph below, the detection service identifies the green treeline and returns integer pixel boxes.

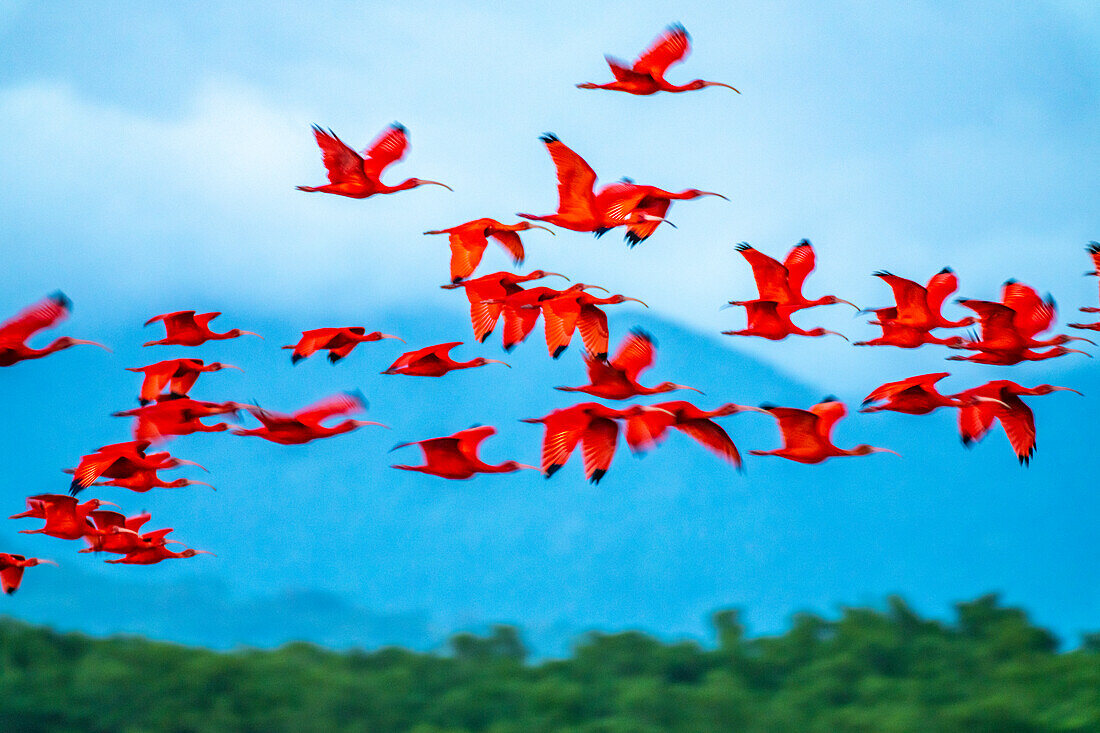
[2,594,1100,732]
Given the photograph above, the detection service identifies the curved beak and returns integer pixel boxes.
[381,334,406,343]
[421,180,453,191]
[1066,348,1092,357]
[705,82,740,93]
[193,550,217,557]
[485,360,511,368]
[698,191,729,201]
[240,331,264,340]
[220,364,244,372]
[544,272,570,281]
[98,501,119,508]
[1065,336,1096,345]
[824,331,849,341]
[74,340,112,352]
[625,298,649,308]
[874,448,902,457]
[188,480,217,490]
[836,299,860,311]
[528,225,555,235]
[515,463,540,471]
[580,284,609,292]
[177,459,209,472]
[356,420,391,428]
[1051,386,1084,395]
[679,385,704,394]
[38,559,59,567]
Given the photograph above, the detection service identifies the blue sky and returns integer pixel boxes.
[1,1,1100,649]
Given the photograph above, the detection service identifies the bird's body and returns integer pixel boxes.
[127,358,241,404]
[0,292,108,366]
[866,269,973,331]
[232,392,383,445]
[441,270,569,344]
[424,219,554,283]
[521,402,633,483]
[555,329,701,399]
[751,399,898,464]
[951,381,1080,464]
[143,311,260,347]
[0,554,56,594]
[593,181,726,246]
[106,545,212,565]
[538,290,647,359]
[854,311,965,349]
[860,373,965,414]
[382,342,509,376]
[576,24,739,95]
[81,510,177,555]
[297,124,451,199]
[723,299,848,341]
[283,327,402,364]
[113,397,248,443]
[391,426,536,479]
[67,441,206,495]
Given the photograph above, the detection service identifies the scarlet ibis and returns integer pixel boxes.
[283,328,403,364]
[128,358,242,404]
[860,373,970,414]
[81,510,179,555]
[1069,243,1100,329]
[0,292,109,366]
[232,391,385,445]
[488,283,608,353]
[949,285,1092,362]
[621,401,764,469]
[722,300,848,341]
[106,545,214,565]
[382,342,509,376]
[734,241,858,312]
[864,269,974,330]
[853,311,965,349]
[0,554,57,594]
[441,270,569,343]
[576,24,739,95]
[113,397,248,443]
[947,345,1091,365]
[539,289,648,359]
[952,381,1081,465]
[517,134,672,234]
[143,311,261,347]
[296,123,452,199]
[87,474,214,493]
[67,441,207,495]
[12,494,117,540]
[391,426,537,479]
[556,329,701,399]
[593,180,726,246]
[423,219,555,283]
[521,402,637,483]
[751,398,899,464]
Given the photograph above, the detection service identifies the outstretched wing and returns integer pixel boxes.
[488,230,525,265]
[766,407,825,453]
[1001,281,1054,339]
[540,134,598,222]
[603,55,652,84]
[453,426,497,462]
[293,392,366,425]
[675,418,742,468]
[581,417,619,483]
[610,329,656,380]
[361,123,409,180]
[924,268,959,315]
[309,125,366,185]
[862,373,950,405]
[874,271,929,323]
[0,293,71,345]
[736,245,791,302]
[783,241,817,299]
[996,397,1037,465]
[633,24,691,77]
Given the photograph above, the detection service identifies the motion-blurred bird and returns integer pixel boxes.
[441,270,570,343]
[734,241,858,312]
[232,392,384,445]
[621,400,763,469]
[864,269,974,331]
[283,328,403,365]
[0,554,56,594]
[751,398,899,464]
[113,397,249,443]
[593,180,726,246]
[11,494,116,540]
[539,289,648,359]
[576,24,739,95]
[67,441,207,495]
[143,311,261,347]
[424,219,555,283]
[81,511,178,555]
[521,402,646,483]
[0,292,109,367]
[860,373,972,414]
[382,342,509,376]
[297,123,451,199]
[128,358,242,404]
[391,426,537,479]
[105,544,213,565]
[555,329,701,399]
[951,380,1080,465]
[722,300,848,341]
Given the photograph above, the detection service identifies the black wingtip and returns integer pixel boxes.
[629,327,655,345]
[735,242,752,252]
[939,266,954,274]
[624,232,643,247]
[49,291,73,310]
[546,464,563,478]
[291,354,305,365]
[872,270,892,278]
[1088,242,1100,254]
[796,239,812,247]
[758,402,777,410]
[539,132,559,144]
[68,481,82,497]
[593,228,610,239]
[552,345,568,359]
[328,353,342,364]
[589,469,607,484]
[391,121,407,133]
[822,395,839,403]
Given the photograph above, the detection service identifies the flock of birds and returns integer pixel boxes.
[0,24,1093,596]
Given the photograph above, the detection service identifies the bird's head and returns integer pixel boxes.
[28,558,58,568]
[54,338,111,353]
[1050,335,1095,346]
[808,329,848,340]
[688,80,740,93]
[473,358,510,368]
[169,479,217,490]
[209,362,244,372]
[822,296,860,311]
[606,295,648,307]
[851,445,901,457]
[406,178,453,191]
[683,189,729,200]
[516,222,556,235]
[527,270,570,282]
[1031,384,1084,396]
[179,549,216,559]
[502,461,539,472]
[227,330,263,340]
[655,382,703,394]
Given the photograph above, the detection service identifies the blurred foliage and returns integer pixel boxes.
[2,594,1100,732]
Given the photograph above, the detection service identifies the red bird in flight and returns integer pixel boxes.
[128,358,242,404]
[538,289,648,359]
[0,554,57,594]
[517,134,674,235]
[734,241,858,312]
[853,309,965,349]
[594,180,726,246]
[283,327,403,365]
[143,311,261,347]
[423,218,555,283]
[382,342,509,376]
[106,544,214,565]
[232,392,385,445]
[860,373,970,415]
[723,300,848,341]
[576,24,739,95]
[1070,242,1100,330]
[81,510,180,555]
[0,292,109,367]
[441,270,570,344]
[621,400,763,469]
[391,426,537,479]
[11,494,117,540]
[864,269,974,331]
[297,123,452,199]
[952,380,1080,465]
[67,441,206,495]
[751,398,899,464]
[113,397,248,443]
[556,329,701,399]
